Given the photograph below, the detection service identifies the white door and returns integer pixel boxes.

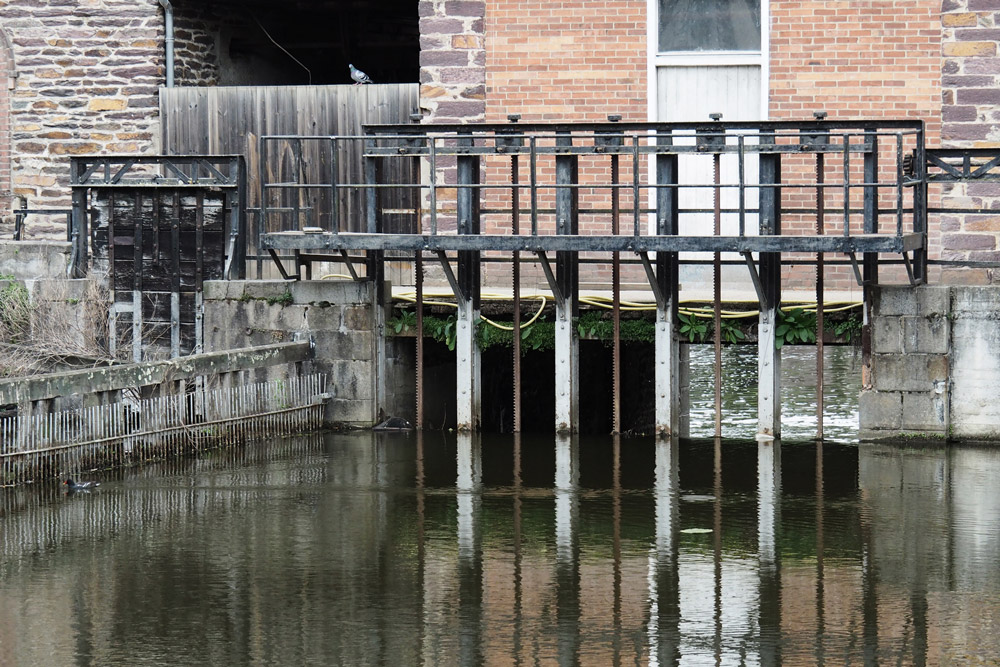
[651,0,766,294]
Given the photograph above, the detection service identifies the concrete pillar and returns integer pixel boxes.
[455,129,482,432]
[554,302,578,434]
[554,130,579,434]
[655,142,681,437]
[758,144,782,439]
[455,298,481,431]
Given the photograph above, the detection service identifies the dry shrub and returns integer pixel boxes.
[0,276,123,377]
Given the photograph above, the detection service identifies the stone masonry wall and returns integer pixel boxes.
[203,279,389,428]
[861,285,1000,440]
[0,0,165,238]
[418,0,485,122]
[940,0,1000,285]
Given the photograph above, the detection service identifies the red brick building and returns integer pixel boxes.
[0,0,997,283]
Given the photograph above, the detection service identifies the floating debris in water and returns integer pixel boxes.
[679,528,714,534]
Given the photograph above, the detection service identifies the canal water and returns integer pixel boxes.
[2,347,1000,665]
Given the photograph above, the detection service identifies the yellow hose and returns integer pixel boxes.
[390,288,860,331]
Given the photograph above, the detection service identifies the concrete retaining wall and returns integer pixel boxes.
[203,279,396,429]
[0,241,71,279]
[862,285,1000,441]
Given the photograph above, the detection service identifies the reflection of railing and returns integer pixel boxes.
[0,341,325,486]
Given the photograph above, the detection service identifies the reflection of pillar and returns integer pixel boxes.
[512,434,524,664]
[612,437,622,665]
[456,433,482,665]
[416,431,428,664]
[815,441,825,665]
[758,441,782,667]
[648,437,680,667]
[554,434,580,666]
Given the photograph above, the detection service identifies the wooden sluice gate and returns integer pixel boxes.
[258,119,932,438]
[0,343,326,486]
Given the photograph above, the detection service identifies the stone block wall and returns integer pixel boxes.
[940,0,1000,285]
[861,285,1000,440]
[0,0,165,237]
[419,0,485,122]
[203,279,392,428]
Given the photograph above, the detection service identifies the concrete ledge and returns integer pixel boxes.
[0,241,71,280]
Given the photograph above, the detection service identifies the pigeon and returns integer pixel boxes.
[64,478,100,492]
[349,64,372,85]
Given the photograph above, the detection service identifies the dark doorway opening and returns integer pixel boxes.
[175,0,419,86]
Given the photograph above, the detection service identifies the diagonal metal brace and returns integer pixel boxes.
[901,251,918,286]
[266,249,292,280]
[435,250,468,308]
[637,252,666,310]
[340,249,360,281]
[742,251,770,311]
[534,250,564,304]
[846,251,866,287]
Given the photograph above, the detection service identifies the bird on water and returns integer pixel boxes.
[64,478,100,491]
[349,64,372,85]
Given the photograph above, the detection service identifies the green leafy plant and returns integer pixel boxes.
[265,290,294,306]
[718,317,747,344]
[390,309,417,334]
[678,312,709,343]
[428,315,457,351]
[824,314,862,343]
[776,308,817,348]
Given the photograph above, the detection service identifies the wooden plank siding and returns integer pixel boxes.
[160,85,421,280]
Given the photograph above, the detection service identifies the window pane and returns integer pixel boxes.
[659,0,761,52]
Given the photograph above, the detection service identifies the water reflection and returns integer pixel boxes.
[688,344,861,441]
[3,433,1000,664]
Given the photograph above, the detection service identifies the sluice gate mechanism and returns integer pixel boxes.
[257,119,933,438]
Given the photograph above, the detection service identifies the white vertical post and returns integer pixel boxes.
[455,297,480,432]
[554,300,578,434]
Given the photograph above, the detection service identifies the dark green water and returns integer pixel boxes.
[2,347,1000,665]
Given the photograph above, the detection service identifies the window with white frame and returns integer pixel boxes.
[657,0,761,53]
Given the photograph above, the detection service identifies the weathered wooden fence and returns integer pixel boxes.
[159,84,421,278]
[0,342,327,486]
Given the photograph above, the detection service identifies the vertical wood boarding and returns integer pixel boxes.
[160,85,421,281]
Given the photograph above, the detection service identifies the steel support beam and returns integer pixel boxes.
[455,130,481,431]
[554,131,579,434]
[758,146,782,440]
[655,140,681,438]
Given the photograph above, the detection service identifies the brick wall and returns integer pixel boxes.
[941,0,1000,284]
[769,0,943,290]
[485,0,646,123]
[0,0,166,238]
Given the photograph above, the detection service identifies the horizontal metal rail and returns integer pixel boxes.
[262,231,923,254]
